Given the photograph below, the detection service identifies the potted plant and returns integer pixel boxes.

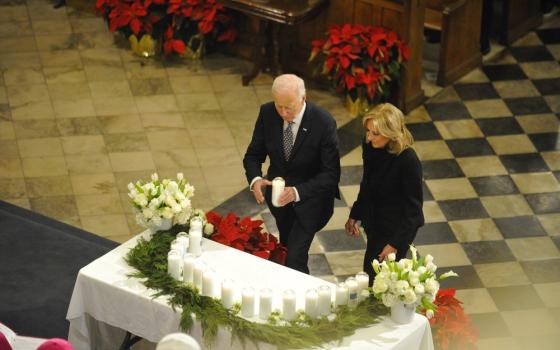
[309,24,410,115]
[95,0,237,58]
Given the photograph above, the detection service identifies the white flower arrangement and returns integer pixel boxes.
[371,245,458,317]
[128,172,195,228]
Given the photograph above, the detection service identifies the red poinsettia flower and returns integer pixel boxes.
[309,24,409,104]
[205,211,288,265]
[420,288,478,350]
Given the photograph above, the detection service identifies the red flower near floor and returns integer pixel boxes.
[310,24,410,104]
[206,211,287,265]
[420,288,478,350]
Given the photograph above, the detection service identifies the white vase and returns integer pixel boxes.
[149,217,173,234]
[390,302,416,324]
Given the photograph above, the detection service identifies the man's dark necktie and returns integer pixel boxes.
[283,121,294,160]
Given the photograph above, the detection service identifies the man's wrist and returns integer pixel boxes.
[249,176,262,191]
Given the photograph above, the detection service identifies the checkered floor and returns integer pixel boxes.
[225,17,560,350]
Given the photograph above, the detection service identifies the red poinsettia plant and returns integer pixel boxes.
[419,288,478,350]
[205,211,288,265]
[309,24,410,104]
[95,0,236,56]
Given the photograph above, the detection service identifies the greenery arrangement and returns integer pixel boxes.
[125,227,388,349]
[309,24,410,112]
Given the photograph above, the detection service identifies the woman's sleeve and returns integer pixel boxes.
[388,149,424,248]
[349,142,369,220]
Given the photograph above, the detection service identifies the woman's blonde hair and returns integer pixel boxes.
[362,103,414,154]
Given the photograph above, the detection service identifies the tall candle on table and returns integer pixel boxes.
[335,282,348,307]
[221,279,236,309]
[167,251,182,281]
[193,261,206,289]
[241,287,256,318]
[346,277,358,309]
[271,177,285,207]
[188,220,202,257]
[356,271,369,301]
[202,269,217,297]
[182,254,195,284]
[176,232,189,254]
[259,288,273,320]
[282,289,296,321]
[305,288,318,319]
[317,285,332,316]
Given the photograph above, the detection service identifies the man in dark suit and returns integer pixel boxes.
[243,74,341,274]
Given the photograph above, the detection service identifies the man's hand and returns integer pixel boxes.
[278,187,296,206]
[344,218,360,237]
[378,244,397,262]
[252,179,272,204]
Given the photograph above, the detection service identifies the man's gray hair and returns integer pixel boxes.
[272,74,306,99]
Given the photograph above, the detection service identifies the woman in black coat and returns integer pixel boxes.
[345,103,424,285]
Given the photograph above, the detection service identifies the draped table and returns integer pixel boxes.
[66,231,434,350]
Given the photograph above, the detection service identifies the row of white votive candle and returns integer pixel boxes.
[169,247,370,320]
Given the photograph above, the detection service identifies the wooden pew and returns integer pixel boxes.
[492,0,543,45]
[424,0,483,86]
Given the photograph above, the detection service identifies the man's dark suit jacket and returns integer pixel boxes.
[243,101,341,233]
[350,142,424,250]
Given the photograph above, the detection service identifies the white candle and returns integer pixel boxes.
[305,289,318,319]
[182,254,195,284]
[193,261,206,290]
[170,240,184,258]
[241,287,256,318]
[202,269,217,297]
[271,177,285,207]
[176,232,189,253]
[167,251,182,281]
[188,229,202,257]
[190,217,203,232]
[335,282,349,307]
[317,285,332,316]
[221,279,236,309]
[356,271,369,301]
[282,289,296,321]
[259,288,273,320]
[346,277,358,309]
[356,271,369,290]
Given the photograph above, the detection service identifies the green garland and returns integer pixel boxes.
[125,228,388,349]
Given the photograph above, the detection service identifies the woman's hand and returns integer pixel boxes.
[378,244,397,262]
[345,218,360,237]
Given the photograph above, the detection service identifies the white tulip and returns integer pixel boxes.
[440,270,459,280]
[397,260,405,270]
[387,253,396,262]
[382,292,397,307]
[424,254,434,264]
[142,208,154,219]
[409,277,420,286]
[417,266,427,275]
[424,278,439,294]
[372,278,388,294]
[426,262,437,273]
[426,309,434,319]
[372,259,381,274]
[127,183,135,191]
[177,172,184,180]
[203,223,214,236]
[410,245,418,261]
[162,207,174,219]
[151,173,159,181]
[414,284,425,295]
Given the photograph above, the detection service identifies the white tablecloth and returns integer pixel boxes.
[66,231,434,350]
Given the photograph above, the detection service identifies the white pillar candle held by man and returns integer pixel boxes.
[335,282,349,307]
[241,287,256,318]
[305,288,318,319]
[193,261,206,290]
[188,223,202,257]
[259,288,273,320]
[317,285,332,316]
[202,269,217,297]
[282,289,297,321]
[167,251,182,281]
[271,177,285,207]
[221,279,236,309]
[346,277,358,309]
[182,254,195,284]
